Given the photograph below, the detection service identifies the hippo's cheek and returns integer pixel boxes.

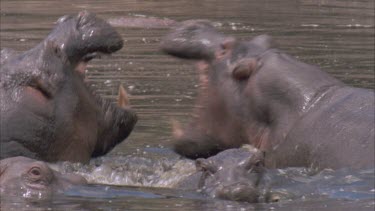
[24,86,49,106]
[15,86,53,118]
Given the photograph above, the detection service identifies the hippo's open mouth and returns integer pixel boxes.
[2,10,125,103]
[75,52,109,77]
[0,11,137,163]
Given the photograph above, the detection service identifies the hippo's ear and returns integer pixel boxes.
[231,58,259,80]
[214,37,236,60]
[161,20,236,61]
[250,35,275,50]
[0,162,7,176]
[196,158,218,174]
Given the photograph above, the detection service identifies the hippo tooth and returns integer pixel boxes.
[118,84,130,108]
[171,119,184,139]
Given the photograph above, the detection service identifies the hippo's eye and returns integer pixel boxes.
[24,164,54,188]
[26,163,54,184]
[28,166,42,178]
[245,157,265,174]
[196,159,218,174]
[252,162,265,174]
[254,160,264,167]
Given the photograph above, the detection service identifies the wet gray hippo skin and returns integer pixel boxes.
[162,20,374,170]
[0,156,87,199]
[0,11,137,163]
[177,146,267,203]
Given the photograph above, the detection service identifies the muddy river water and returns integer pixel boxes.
[1,0,374,210]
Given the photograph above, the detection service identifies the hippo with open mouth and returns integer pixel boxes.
[162,20,374,170]
[0,11,137,163]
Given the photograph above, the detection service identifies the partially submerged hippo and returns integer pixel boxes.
[0,11,137,163]
[0,156,87,200]
[177,146,267,203]
[162,20,374,170]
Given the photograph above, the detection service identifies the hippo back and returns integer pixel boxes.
[269,87,375,169]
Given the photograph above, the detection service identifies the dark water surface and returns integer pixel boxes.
[1,0,374,210]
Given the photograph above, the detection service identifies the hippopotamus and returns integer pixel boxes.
[0,156,87,200]
[161,20,374,170]
[177,145,267,203]
[0,11,137,163]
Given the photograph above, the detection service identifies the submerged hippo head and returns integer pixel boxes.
[193,146,265,203]
[0,11,137,163]
[0,156,87,200]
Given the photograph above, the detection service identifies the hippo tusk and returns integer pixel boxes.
[118,85,130,108]
[171,119,184,139]
[75,61,88,76]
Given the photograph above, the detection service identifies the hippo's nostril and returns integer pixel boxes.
[76,10,91,30]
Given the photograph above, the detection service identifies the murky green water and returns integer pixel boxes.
[1,0,374,210]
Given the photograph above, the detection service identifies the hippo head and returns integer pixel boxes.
[0,156,87,200]
[0,11,137,163]
[194,146,265,203]
[163,20,375,170]
[162,20,273,158]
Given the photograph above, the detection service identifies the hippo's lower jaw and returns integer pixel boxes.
[89,84,138,159]
[41,46,138,162]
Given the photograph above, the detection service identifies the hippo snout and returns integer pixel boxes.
[75,10,124,53]
[48,10,124,64]
[215,182,260,203]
